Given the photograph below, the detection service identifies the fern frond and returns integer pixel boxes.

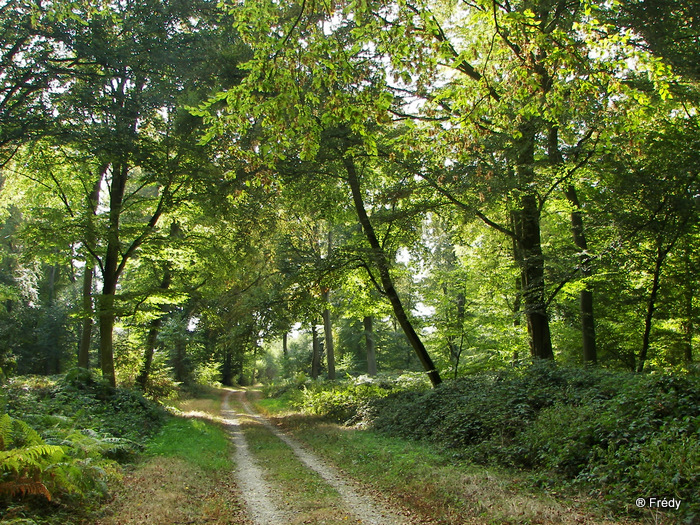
[2,415,44,448]
[0,413,12,450]
[0,444,64,474]
[0,478,52,501]
[81,428,99,438]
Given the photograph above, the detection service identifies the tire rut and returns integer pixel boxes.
[223,389,413,525]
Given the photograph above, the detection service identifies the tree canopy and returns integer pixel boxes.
[0,0,697,388]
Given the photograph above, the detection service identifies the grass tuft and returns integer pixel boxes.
[146,417,232,471]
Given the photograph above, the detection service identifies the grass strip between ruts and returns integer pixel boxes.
[228,393,361,525]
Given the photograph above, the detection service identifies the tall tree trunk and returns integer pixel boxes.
[311,324,321,379]
[343,155,442,386]
[518,193,554,359]
[322,289,336,380]
[548,125,596,363]
[98,162,128,386]
[564,184,597,364]
[78,173,104,369]
[364,315,377,376]
[98,293,117,386]
[515,124,553,360]
[638,244,665,372]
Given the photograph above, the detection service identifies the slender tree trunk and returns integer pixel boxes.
[250,345,258,386]
[136,320,161,388]
[282,331,289,376]
[364,315,377,376]
[446,292,466,378]
[78,265,94,368]
[44,264,60,374]
[638,244,665,372]
[343,155,442,386]
[510,211,524,364]
[222,346,234,386]
[47,265,57,305]
[683,300,694,364]
[311,324,321,379]
[683,244,694,364]
[323,228,336,379]
[135,263,172,390]
[322,289,336,380]
[564,184,597,364]
[136,223,179,388]
[78,173,104,369]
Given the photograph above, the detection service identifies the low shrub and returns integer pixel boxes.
[265,373,431,424]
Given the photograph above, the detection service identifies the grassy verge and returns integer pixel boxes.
[264,367,699,524]
[95,390,249,525]
[254,396,639,525]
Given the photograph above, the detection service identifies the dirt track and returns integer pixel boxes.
[221,389,418,525]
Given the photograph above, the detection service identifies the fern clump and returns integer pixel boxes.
[0,413,63,501]
[0,412,124,507]
[1,371,166,523]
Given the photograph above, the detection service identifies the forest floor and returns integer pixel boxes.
[96,388,648,525]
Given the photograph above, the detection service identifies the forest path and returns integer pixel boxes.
[221,391,293,524]
[221,389,417,525]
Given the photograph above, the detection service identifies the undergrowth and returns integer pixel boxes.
[266,364,699,524]
[0,369,167,524]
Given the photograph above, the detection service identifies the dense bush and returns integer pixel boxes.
[277,365,699,523]
[263,373,431,424]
